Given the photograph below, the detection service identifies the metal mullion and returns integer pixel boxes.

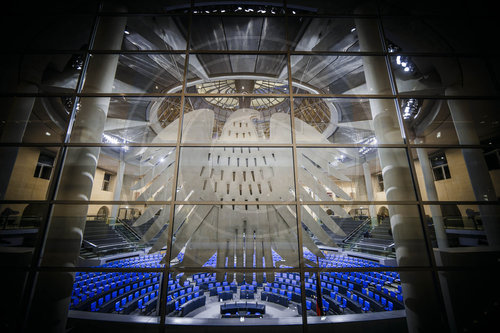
[284,5,308,328]
[159,3,193,328]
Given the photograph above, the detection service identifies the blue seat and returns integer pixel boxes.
[90,301,97,312]
[115,301,123,312]
[137,299,145,309]
[385,301,394,311]
[306,300,312,310]
[362,300,370,312]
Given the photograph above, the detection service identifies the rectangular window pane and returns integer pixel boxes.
[82,54,185,94]
[56,147,175,203]
[165,269,303,326]
[0,147,60,200]
[412,148,499,201]
[290,55,392,95]
[0,97,71,143]
[69,268,163,317]
[177,147,295,202]
[170,205,299,269]
[181,97,291,144]
[293,98,402,144]
[0,54,81,94]
[190,16,288,51]
[297,148,416,202]
[300,205,429,267]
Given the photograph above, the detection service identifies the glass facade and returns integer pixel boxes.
[0,1,499,333]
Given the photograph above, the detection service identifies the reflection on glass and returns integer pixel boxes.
[293,98,402,144]
[58,147,175,204]
[291,55,390,95]
[71,97,181,144]
[71,267,163,316]
[300,204,427,267]
[166,271,302,320]
[413,148,499,202]
[0,97,71,143]
[0,54,81,93]
[297,148,414,202]
[190,16,287,50]
[121,16,189,50]
[289,18,384,52]
[187,54,287,83]
[405,99,499,146]
[424,204,494,252]
[82,54,185,93]
[170,205,299,269]
[181,97,291,144]
[177,148,295,202]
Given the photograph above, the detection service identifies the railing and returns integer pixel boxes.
[116,218,142,241]
[342,218,371,247]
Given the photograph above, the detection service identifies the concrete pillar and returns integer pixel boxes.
[446,97,500,246]
[27,12,126,333]
[110,156,125,226]
[362,160,377,225]
[355,15,446,333]
[414,138,449,248]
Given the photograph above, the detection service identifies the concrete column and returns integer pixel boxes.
[414,138,449,248]
[110,156,125,226]
[355,15,446,333]
[362,160,377,225]
[446,97,500,246]
[27,12,126,333]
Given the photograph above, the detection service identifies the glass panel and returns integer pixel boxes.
[0,97,71,143]
[57,147,176,204]
[187,54,288,83]
[0,54,82,93]
[425,204,499,252]
[193,1,286,16]
[290,55,392,95]
[391,57,496,96]
[181,97,291,144]
[82,53,185,93]
[70,97,181,144]
[300,205,428,267]
[1,15,93,50]
[302,269,405,319]
[170,205,299,269]
[69,268,163,316]
[293,98,402,144]
[0,147,60,200]
[165,270,303,324]
[176,148,295,202]
[412,148,500,202]
[297,148,415,202]
[190,16,287,51]
[117,16,189,50]
[404,99,500,146]
[290,18,382,52]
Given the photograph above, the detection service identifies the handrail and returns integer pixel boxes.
[342,218,371,244]
[116,218,142,241]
